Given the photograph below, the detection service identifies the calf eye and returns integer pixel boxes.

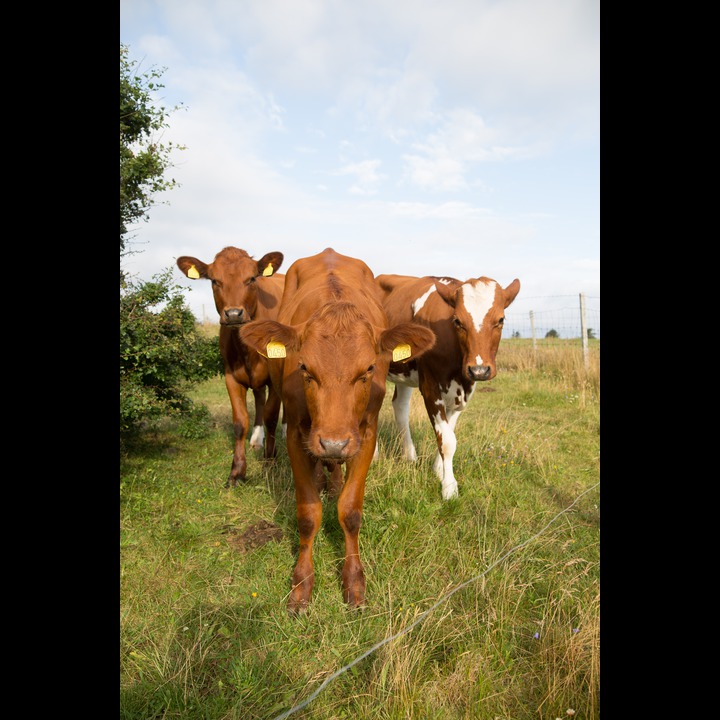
[452,316,464,331]
[246,277,256,286]
[299,363,315,382]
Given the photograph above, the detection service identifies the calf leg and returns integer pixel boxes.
[262,384,281,459]
[287,428,322,615]
[427,398,462,500]
[337,435,375,608]
[248,386,266,450]
[225,375,250,487]
[327,461,344,498]
[312,459,327,493]
[392,383,417,461]
[310,460,344,496]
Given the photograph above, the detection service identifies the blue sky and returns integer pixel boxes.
[120,0,599,327]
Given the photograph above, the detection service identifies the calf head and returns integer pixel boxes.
[176,247,284,326]
[240,302,435,460]
[434,277,520,382]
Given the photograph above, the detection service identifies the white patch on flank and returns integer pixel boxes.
[461,280,497,333]
[411,284,436,316]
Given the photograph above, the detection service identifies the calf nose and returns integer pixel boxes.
[224,307,246,324]
[319,438,349,458]
[468,365,491,381]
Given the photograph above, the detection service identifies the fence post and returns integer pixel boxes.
[530,311,536,351]
[579,293,589,370]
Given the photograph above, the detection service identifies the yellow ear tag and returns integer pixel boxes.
[392,343,412,362]
[187,264,200,279]
[262,263,274,277]
[266,341,286,358]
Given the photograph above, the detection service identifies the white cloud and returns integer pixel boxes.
[120,0,599,325]
[402,153,467,192]
[334,159,387,195]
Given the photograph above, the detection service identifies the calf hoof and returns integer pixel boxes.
[342,570,366,609]
[344,587,366,609]
[287,599,309,616]
[288,590,311,616]
[288,574,313,616]
[225,474,246,488]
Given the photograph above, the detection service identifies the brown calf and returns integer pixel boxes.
[376,273,520,500]
[239,249,435,614]
[176,246,285,487]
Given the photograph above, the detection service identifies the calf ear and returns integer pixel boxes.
[239,320,298,358]
[256,252,284,277]
[176,256,208,280]
[380,323,436,362]
[432,278,461,308]
[503,279,521,307]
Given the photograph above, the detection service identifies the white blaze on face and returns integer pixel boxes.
[460,281,497,332]
[460,281,497,365]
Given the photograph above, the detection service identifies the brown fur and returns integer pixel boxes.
[240,249,435,614]
[376,273,520,500]
[176,246,285,487]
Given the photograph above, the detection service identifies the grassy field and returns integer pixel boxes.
[120,338,600,719]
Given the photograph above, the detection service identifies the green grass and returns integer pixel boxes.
[120,340,599,719]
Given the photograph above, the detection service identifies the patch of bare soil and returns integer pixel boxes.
[224,519,284,553]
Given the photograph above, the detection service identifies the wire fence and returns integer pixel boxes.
[503,294,600,341]
[196,294,600,341]
[271,481,601,720]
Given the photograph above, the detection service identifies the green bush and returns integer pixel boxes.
[119,268,222,442]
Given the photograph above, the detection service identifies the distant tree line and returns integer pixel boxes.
[511,328,597,340]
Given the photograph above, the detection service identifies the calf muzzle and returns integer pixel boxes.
[318,437,350,458]
[468,364,492,381]
[223,307,249,325]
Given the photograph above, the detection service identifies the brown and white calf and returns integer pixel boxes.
[239,249,435,614]
[176,246,285,487]
[376,273,520,500]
